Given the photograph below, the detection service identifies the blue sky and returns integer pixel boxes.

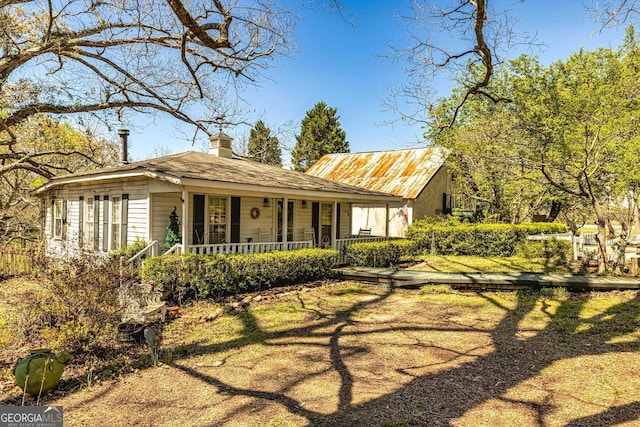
[126,1,627,163]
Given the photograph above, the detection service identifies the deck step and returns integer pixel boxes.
[333,267,640,291]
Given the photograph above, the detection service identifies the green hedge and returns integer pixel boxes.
[140,249,338,299]
[346,239,416,267]
[407,221,569,257]
[515,239,572,261]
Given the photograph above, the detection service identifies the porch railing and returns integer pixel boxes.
[183,240,314,255]
[127,236,383,264]
[127,240,159,266]
[335,235,388,265]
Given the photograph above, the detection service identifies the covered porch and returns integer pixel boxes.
[149,189,398,257]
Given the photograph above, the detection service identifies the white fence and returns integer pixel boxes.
[527,233,620,261]
[335,236,388,265]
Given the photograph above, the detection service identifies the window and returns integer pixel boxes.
[53,199,64,239]
[110,196,121,250]
[208,197,227,244]
[84,197,94,247]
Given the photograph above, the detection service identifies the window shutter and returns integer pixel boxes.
[230,196,240,243]
[78,197,84,243]
[121,194,129,248]
[312,202,320,247]
[94,195,100,249]
[102,195,109,252]
[62,199,68,240]
[50,198,55,238]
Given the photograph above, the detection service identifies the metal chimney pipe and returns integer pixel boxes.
[118,129,129,164]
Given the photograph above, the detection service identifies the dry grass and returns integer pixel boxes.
[3,278,638,426]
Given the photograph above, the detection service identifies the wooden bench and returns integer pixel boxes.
[358,228,371,236]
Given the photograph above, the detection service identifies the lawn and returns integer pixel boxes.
[2,261,639,426]
[409,254,577,273]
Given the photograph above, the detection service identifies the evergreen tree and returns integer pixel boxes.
[292,101,349,171]
[163,206,181,252]
[247,120,282,166]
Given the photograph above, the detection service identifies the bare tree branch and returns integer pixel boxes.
[587,0,640,28]
[385,0,536,131]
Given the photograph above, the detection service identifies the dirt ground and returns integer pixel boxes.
[2,281,640,426]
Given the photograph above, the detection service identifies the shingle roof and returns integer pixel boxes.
[38,151,397,198]
[305,147,447,199]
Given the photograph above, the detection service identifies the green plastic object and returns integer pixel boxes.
[13,349,72,395]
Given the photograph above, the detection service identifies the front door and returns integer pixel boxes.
[320,202,332,246]
[277,200,294,242]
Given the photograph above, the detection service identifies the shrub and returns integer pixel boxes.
[139,253,235,299]
[140,249,338,300]
[16,255,133,354]
[515,239,572,261]
[230,249,338,289]
[113,239,148,260]
[346,239,415,267]
[407,221,569,257]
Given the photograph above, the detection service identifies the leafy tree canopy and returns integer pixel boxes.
[292,101,349,172]
[247,120,282,167]
[431,27,640,270]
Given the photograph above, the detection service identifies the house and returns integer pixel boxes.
[35,131,401,258]
[305,147,451,237]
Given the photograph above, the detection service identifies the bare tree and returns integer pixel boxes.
[0,0,293,243]
[1,0,294,177]
[588,0,640,27]
[387,0,534,130]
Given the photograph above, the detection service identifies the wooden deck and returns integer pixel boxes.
[333,266,640,291]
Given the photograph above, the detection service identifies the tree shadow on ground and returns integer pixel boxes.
[13,284,638,426]
[163,286,640,426]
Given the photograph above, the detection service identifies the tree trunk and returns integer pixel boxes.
[593,200,609,273]
[546,200,562,222]
[634,204,640,238]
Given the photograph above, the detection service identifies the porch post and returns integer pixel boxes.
[181,189,188,253]
[331,201,337,249]
[282,196,288,246]
[146,194,153,243]
[385,203,390,237]
[349,202,353,237]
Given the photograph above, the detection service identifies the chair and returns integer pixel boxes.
[258,228,270,242]
[303,227,315,245]
[358,228,371,236]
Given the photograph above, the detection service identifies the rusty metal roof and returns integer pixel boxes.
[36,151,400,200]
[305,147,447,199]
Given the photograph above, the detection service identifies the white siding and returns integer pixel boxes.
[151,193,182,247]
[42,176,374,257]
[339,203,351,238]
[239,196,275,242]
[294,199,313,242]
[42,177,150,255]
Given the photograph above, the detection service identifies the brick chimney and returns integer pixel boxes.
[118,129,129,164]
[209,131,233,158]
